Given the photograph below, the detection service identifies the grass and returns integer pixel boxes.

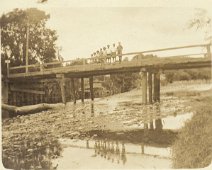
[172,90,212,168]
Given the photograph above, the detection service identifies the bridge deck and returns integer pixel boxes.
[8,57,211,79]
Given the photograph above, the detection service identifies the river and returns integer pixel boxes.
[3,81,211,169]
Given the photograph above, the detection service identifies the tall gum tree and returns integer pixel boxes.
[0,8,58,75]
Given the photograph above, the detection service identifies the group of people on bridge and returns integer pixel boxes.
[90,42,123,64]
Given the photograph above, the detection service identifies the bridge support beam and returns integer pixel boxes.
[89,76,94,101]
[81,77,85,103]
[71,78,76,104]
[148,72,154,129]
[2,79,9,104]
[153,71,160,102]
[148,72,153,104]
[141,69,148,129]
[57,74,66,104]
[141,69,147,104]
[206,44,211,58]
[206,44,212,82]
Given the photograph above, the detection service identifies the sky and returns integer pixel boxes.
[1,0,212,60]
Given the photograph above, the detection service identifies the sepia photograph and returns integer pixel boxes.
[1,0,212,169]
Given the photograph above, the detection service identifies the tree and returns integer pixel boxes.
[188,9,212,43]
[1,8,58,74]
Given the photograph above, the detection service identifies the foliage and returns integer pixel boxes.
[1,8,58,75]
[188,9,212,42]
[37,0,48,3]
[172,93,212,168]
[164,68,211,83]
[102,72,140,94]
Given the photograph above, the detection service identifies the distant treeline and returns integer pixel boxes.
[164,68,211,83]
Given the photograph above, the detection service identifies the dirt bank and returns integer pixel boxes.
[172,89,212,168]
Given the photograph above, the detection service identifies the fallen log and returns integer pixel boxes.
[2,103,65,115]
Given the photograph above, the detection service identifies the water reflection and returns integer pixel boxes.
[141,103,163,130]
[56,138,172,169]
[94,140,127,165]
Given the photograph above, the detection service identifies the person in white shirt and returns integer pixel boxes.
[99,48,104,64]
[106,45,112,63]
[112,43,116,63]
[93,52,96,63]
[117,42,123,63]
[96,50,100,63]
[103,47,107,63]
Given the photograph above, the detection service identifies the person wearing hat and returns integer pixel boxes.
[96,50,100,63]
[99,48,104,64]
[90,54,94,63]
[93,52,96,63]
[103,47,107,63]
[112,43,116,63]
[117,42,123,63]
[106,45,112,63]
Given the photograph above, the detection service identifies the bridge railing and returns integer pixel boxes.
[7,43,211,76]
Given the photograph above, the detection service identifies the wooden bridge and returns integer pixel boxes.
[3,43,212,107]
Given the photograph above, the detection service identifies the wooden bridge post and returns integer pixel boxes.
[153,71,160,102]
[206,44,211,58]
[148,72,153,104]
[141,69,147,104]
[71,78,76,104]
[2,79,9,104]
[57,74,66,104]
[206,44,212,82]
[148,72,154,129]
[81,77,85,103]
[89,76,94,101]
[141,69,149,129]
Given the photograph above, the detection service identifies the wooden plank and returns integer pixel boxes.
[9,64,39,70]
[59,74,66,104]
[206,44,211,58]
[10,87,45,95]
[26,24,29,73]
[123,43,209,56]
[81,77,85,102]
[89,76,94,101]
[153,72,160,102]
[71,78,76,104]
[148,72,152,104]
[141,71,147,104]
[8,58,211,79]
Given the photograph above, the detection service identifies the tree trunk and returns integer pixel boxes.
[2,103,65,116]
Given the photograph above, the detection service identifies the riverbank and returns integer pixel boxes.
[171,88,212,168]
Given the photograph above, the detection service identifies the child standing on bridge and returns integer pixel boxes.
[112,43,116,63]
[96,50,100,63]
[99,48,104,64]
[117,42,123,63]
[106,45,112,63]
[103,47,107,63]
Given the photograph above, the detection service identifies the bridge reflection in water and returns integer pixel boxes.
[93,140,127,164]
[56,138,171,169]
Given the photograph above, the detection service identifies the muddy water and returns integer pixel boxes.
[53,139,172,169]
[51,87,198,169]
